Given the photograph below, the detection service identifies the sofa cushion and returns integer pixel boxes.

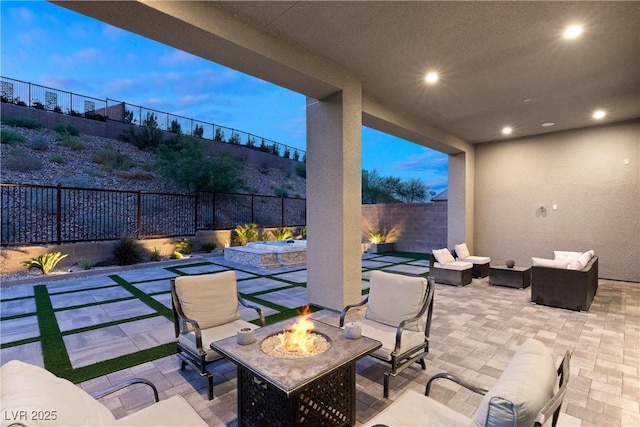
[434,261,473,271]
[532,257,569,269]
[365,270,428,332]
[116,395,207,426]
[0,360,117,426]
[174,271,240,330]
[567,250,595,270]
[553,251,582,262]
[470,339,557,427]
[454,243,471,259]
[433,248,455,264]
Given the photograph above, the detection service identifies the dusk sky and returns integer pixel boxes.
[1,1,448,195]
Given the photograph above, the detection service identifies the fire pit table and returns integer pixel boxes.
[211,318,381,426]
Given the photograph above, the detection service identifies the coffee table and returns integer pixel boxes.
[490,265,531,288]
[211,319,381,427]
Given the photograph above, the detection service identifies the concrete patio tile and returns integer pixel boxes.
[174,263,229,275]
[381,264,429,275]
[118,317,175,351]
[0,341,44,367]
[47,275,118,294]
[1,286,34,299]
[116,268,177,283]
[151,292,172,308]
[50,291,96,309]
[237,277,290,294]
[361,260,393,269]
[406,259,431,267]
[90,286,134,302]
[1,297,36,316]
[370,255,413,263]
[55,305,111,332]
[255,287,308,309]
[64,326,141,368]
[239,302,278,321]
[270,270,307,284]
[132,278,171,294]
[0,315,40,344]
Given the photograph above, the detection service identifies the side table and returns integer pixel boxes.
[489,265,531,288]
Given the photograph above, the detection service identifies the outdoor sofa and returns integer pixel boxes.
[531,250,598,311]
[0,360,207,427]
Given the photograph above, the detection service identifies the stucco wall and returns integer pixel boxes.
[362,202,447,253]
[474,119,640,282]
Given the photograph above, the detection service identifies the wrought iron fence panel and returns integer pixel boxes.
[252,195,285,227]
[140,192,195,237]
[213,193,253,229]
[59,187,138,242]
[283,197,306,226]
[1,184,58,244]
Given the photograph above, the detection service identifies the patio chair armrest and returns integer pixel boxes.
[425,372,488,396]
[393,313,427,353]
[239,295,266,326]
[339,296,369,327]
[91,378,159,402]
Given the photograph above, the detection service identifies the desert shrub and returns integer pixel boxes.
[23,252,68,275]
[275,187,288,197]
[170,251,184,259]
[54,124,79,136]
[78,259,97,270]
[297,227,307,239]
[2,117,42,129]
[295,163,306,178]
[115,170,151,180]
[92,146,133,171]
[126,112,163,150]
[28,135,49,151]
[50,154,65,164]
[149,247,163,262]
[200,241,217,252]
[5,152,43,172]
[271,228,293,241]
[58,133,85,150]
[157,139,243,193]
[234,223,259,245]
[175,237,194,255]
[113,236,143,266]
[1,129,25,144]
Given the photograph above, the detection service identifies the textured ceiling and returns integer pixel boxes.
[214,1,640,143]
[54,1,640,144]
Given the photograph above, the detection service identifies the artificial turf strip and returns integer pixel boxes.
[109,274,173,319]
[385,251,431,260]
[33,285,73,376]
[61,343,175,383]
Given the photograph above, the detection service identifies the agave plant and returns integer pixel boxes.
[234,223,259,245]
[271,227,293,241]
[368,230,387,244]
[22,252,68,275]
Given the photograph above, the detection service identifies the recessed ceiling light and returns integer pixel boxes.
[564,24,583,39]
[541,122,555,127]
[502,127,513,135]
[425,71,439,85]
[593,110,606,119]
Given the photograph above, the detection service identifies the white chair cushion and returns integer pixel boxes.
[363,389,471,427]
[433,248,455,264]
[365,271,427,331]
[470,339,557,427]
[179,319,259,362]
[0,360,116,426]
[174,271,240,330]
[116,395,207,426]
[355,318,426,361]
[459,255,491,265]
[434,261,473,271]
[455,243,471,259]
[553,251,582,262]
[567,250,594,270]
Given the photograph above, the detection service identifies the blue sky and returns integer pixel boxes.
[1,1,448,195]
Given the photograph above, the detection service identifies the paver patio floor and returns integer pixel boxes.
[1,253,638,426]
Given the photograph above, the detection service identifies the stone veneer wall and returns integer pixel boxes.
[362,202,447,253]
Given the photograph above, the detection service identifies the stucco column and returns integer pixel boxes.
[306,88,362,311]
[448,150,475,252]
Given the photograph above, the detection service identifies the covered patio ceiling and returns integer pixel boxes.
[52,1,640,146]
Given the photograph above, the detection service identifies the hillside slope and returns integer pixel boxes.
[0,125,306,197]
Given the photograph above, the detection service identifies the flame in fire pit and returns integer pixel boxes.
[261,305,331,358]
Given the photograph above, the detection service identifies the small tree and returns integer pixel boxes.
[214,127,225,142]
[192,124,204,138]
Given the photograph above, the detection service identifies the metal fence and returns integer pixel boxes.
[1,76,305,161]
[1,183,306,246]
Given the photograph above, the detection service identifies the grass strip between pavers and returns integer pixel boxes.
[61,343,175,383]
[33,285,73,376]
[109,274,172,320]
